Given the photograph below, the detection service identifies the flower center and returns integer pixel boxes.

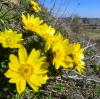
[19,64,33,79]
[28,22,34,29]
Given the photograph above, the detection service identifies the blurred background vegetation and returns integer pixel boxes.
[0,0,100,99]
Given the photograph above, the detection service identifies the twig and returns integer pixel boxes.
[85,43,96,50]
[61,70,100,83]
[62,75,100,83]
[86,39,91,47]
[95,55,100,58]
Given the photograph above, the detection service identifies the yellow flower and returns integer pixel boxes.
[5,47,49,94]
[71,43,85,73]
[38,23,55,50]
[22,13,43,32]
[31,0,41,12]
[53,33,64,42]
[38,24,55,37]
[0,29,23,48]
[52,34,73,69]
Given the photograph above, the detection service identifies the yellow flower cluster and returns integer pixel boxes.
[21,13,85,73]
[22,14,55,50]
[1,0,86,94]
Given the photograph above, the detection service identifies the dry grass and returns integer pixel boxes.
[81,29,100,40]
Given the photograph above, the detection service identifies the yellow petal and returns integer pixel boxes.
[9,74,20,83]
[34,69,48,75]
[22,14,27,23]
[28,75,41,86]
[27,75,48,92]
[66,56,73,62]
[9,54,20,65]
[18,47,28,64]
[55,63,60,69]
[5,69,18,78]
[27,49,40,64]
[27,78,39,92]
[16,76,26,94]
[74,43,80,52]
[41,75,49,84]
[76,65,85,74]
[61,62,73,69]
[66,63,73,68]
[9,62,20,71]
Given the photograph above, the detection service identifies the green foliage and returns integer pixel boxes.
[95,85,100,97]
[53,83,65,92]
[0,3,16,30]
